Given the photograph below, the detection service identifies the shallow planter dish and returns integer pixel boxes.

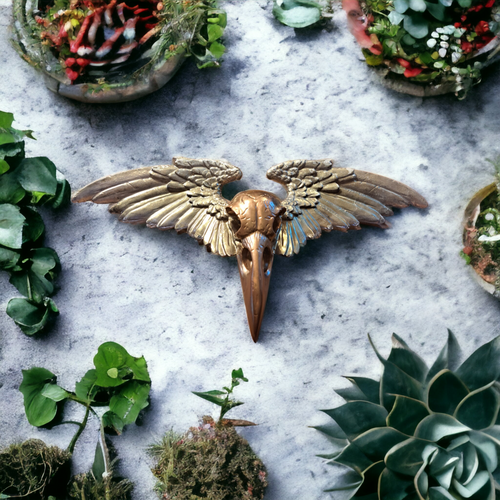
[463,182,500,297]
[11,0,225,103]
[343,0,500,98]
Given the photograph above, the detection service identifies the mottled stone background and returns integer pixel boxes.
[1,1,500,498]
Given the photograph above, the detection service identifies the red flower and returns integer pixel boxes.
[461,40,474,53]
[476,20,490,35]
[404,67,423,77]
[397,58,411,68]
[65,68,79,82]
[486,0,495,7]
[65,57,76,67]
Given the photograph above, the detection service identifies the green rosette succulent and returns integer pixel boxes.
[317,332,500,500]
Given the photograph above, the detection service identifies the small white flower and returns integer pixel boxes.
[427,38,437,48]
[432,31,439,38]
[441,35,449,40]
[485,213,495,221]
[452,53,461,64]
[438,48,447,58]
[440,41,449,48]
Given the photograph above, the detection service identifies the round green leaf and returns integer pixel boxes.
[272,0,322,28]
[425,1,446,20]
[0,203,25,249]
[427,370,469,415]
[403,13,429,39]
[414,414,469,442]
[394,0,409,13]
[41,383,69,402]
[409,0,427,12]
[7,298,58,336]
[16,157,57,196]
[455,383,500,430]
[19,367,59,426]
[387,395,430,435]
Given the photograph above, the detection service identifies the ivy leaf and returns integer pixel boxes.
[16,157,58,197]
[49,178,71,209]
[272,0,322,28]
[19,367,59,426]
[403,13,429,38]
[21,207,45,244]
[102,411,125,434]
[6,298,59,336]
[75,369,98,402]
[41,383,69,402]
[94,342,151,387]
[0,172,25,204]
[0,203,25,249]
[109,381,150,426]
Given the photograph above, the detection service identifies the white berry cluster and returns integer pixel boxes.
[426,25,467,66]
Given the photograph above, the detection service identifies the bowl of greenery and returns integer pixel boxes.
[343,0,500,97]
[12,0,226,103]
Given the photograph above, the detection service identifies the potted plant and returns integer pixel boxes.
[462,160,500,297]
[150,369,268,499]
[343,0,500,97]
[315,331,500,499]
[12,0,227,103]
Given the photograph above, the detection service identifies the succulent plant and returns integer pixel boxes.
[316,332,500,500]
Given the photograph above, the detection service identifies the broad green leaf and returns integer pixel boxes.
[312,421,348,440]
[109,381,150,426]
[0,172,25,204]
[454,382,499,430]
[0,247,20,270]
[425,1,446,20]
[409,0,426,11]
[322,401,388,440]
[6,298,58,336]
[378,467,415,500]
[272,0,322,28]
[207,23,224,43]
[0,203,25,249]
[356,461,385,497]
[428,449,459,489]
[94,342,150,387]
[468,431,500,472]
[102,411,125,434]
[232,368,248,382]
[0,159,9,174]
[22,207,45,244]
[41,383,69,402]
[341,377,380,404]
[429,487,456,500]
[388,11,405,24]
[456,336,500,390]
[386,395,430,435]
[75,369,98,402]
[329,443,372,473]
[352,427,407,462]
[457,0,472,7]
[389,335,427,381]
[414,414,469,441]
[0,112,14,128]
[385,437,436,475]
[403,13,429,39]
[0,142,24,160]
[16,157,57,196]
[454,442,478,487]
[49,178,71,209]
[427,370,469,415]
[426,332,455,385]
[208,41,226,59]
[394,0,409,13]
[19,367,59,426]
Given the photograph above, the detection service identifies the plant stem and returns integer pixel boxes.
[67,405,90,454]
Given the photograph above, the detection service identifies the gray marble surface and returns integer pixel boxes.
[1,1,500,498]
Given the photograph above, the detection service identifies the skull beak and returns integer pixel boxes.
[236,232,274,343]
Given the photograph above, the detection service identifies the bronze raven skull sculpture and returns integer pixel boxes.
[72,157,427,342]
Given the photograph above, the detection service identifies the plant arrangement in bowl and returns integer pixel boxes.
[12,0,227,103]
[0,342,151,499]
[150,368,268,500]
[315,331,500,499]
[462,160,500,297]
[343,0,500,97]
[0,110,70,336]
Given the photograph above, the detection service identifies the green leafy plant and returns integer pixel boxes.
[0,110,70,335]
[344,0,500,97]
[10,342,151,500]
[316,332,500,499]
[273,0,333,28]
[150,369,268,499]
[12,0,227,97]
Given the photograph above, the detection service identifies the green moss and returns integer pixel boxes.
[0,439,71,499]
[150,423,268,500]
[68,470,133,500]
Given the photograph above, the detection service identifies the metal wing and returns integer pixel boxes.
[266,159,428,257]
[72,157,242,257]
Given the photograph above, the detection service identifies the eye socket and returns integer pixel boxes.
[241,248,252,272]
[263,247,272,274]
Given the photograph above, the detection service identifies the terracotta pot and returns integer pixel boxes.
[462,182,500,297]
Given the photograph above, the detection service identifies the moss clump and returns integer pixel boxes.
[150,422,268,500]
[0,439,71,499]
[68,470,133,500]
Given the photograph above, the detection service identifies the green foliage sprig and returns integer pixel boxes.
[14,342,151,499]
[192,368,248,424]
[0,110,70,335]
[316,332,500,499]
[273,0,333,28]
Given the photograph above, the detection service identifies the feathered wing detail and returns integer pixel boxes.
[72,157,243,257]
[266,159,428,257]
